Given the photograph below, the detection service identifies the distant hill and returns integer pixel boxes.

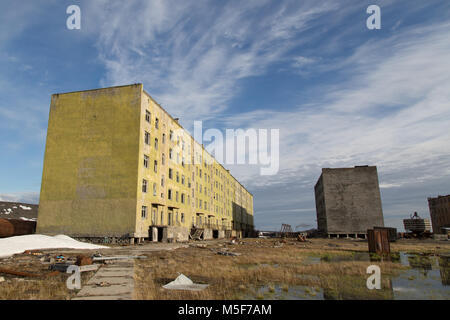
[0,201,38,221]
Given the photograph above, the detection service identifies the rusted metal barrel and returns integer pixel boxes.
[0,218,36,238]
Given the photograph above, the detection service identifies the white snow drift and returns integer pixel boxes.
[0,234,107,258]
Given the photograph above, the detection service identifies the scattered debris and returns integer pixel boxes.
[49,263,72,273]
[163,273,209,291]
[190,243,207,248]
[189,229,204,240]
[96,281,111,287]
[0,267,39,278]
[92,255,147,262]
[23,250,44,256]
[217,251,241,256]
[76,255,93,266]
[0,276,5,282]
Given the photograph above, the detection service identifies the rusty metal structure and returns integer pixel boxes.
[367,228,390,254]
[280,224,295,238]
[0,218,36,238]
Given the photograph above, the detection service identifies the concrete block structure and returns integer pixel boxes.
[314,166,384,238]
[37,84,254,243]
[428,195,450,234]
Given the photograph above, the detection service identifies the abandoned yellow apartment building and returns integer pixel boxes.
[37,84,254,243]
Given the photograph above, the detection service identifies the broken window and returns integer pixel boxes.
[143,155,149,168]
[142,179,148,193]
[144,131,150,145]
[145,110,151,123]
[141,206,147,219]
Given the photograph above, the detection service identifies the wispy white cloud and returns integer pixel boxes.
[0,192,39,204]
[223,22,450,190]
[86,0,341,123]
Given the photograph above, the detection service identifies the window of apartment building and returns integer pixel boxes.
[169,148,173,159]
[161,211,164,225]
[182,157,185,167]
[144,131,150,145]
[169,168,173,179]
[181,213,185,223]
[154,138,158,150]
[168,189,172,200]
[162,133,166,144]
[168,212,173,226]
[169,130,173,141]
[162,153,165,165]
[161,175,165,187]
[181,175,185,185]
[199,200,202,209]
[153,183,157,196]
[199,169,202,178]
[181,193,185,204]
[155,118,159,129]
[142,179,148,193]
[176,171,179,183]
[177,153,180,164]
[143,155,149,168]
[176,191,179,202]
[141,206,147,219]
[188,178,191,188]
[154,160,158,173]
[145,110,151,123]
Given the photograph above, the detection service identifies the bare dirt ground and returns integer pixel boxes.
[0,237,448,300]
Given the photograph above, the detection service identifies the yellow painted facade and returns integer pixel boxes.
[37,84,254,241]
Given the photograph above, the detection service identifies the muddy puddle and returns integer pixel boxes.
[243,252,449,300]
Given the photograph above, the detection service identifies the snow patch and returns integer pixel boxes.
[0,234,107,258]
[1,208,12,215]
[19,205,32,210]
[19,217,37,221]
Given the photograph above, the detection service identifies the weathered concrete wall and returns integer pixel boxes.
[316,166,384,234]
[37,84,143,237]
[166,226,189,242]
[203,228,213,240]
[218,230,225,238]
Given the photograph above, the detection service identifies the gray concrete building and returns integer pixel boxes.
[314,166,385,238]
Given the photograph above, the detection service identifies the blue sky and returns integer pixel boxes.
[1,0,450,231]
